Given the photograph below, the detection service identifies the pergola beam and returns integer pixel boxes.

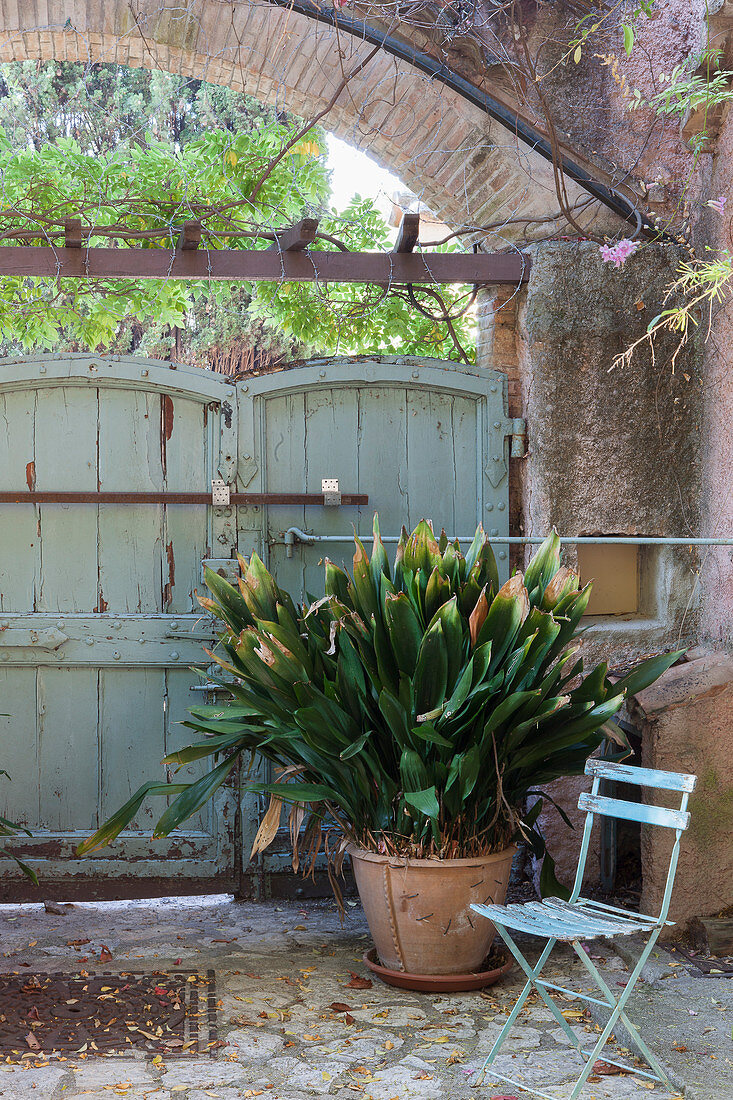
[0,245,529,284]
[393,213,420,254]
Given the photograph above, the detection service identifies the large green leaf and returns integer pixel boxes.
[153,756,238,837]
[413,620,448,716]
[612,649,684,698]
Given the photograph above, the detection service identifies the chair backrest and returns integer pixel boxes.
[569,759,697,920]
[578,760,696,831]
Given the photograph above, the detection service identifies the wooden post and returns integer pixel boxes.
[392,212,420,254]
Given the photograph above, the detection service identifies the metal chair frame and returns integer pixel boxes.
[470,759,697,1100]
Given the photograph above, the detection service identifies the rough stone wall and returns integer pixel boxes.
[507,241,707,892]
[697,87,733,646]
[632,655,733,932]
[516,240,704,663]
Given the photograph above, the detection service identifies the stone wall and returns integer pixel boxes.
[484,241,708,894]
[632,655,733,932]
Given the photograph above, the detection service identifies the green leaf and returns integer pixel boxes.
[404,786,440,820]
[611,649,684,698]
[413,620,448,716]
[153,756,238,836]
[622,23,634,56]
[539,850,571,900]
[78,780,189,854]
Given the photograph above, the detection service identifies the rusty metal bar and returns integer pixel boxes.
[0,491,368,506]
[0,245,530,285]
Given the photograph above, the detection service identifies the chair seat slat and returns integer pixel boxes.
[578,792,690,830]
[470,901,655,941]
[524,901,637,934]
[543,899,657,932]
[585,759,696,792]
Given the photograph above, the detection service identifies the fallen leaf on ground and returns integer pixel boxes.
[99,945,113,963]
[24,1032,40,1051]
[592,1060,627,1075]
[330,1002,353,1013]
[346,973,372,989]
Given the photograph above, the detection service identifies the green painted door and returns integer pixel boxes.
[234,356,518,894]
[0,355,237,895]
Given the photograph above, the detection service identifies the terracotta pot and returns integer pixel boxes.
[348,845,515,975]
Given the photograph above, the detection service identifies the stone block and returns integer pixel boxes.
[632,653,733,931]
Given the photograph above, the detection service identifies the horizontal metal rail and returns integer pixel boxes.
[0,246,529,286]
[282,527,733,546]
[0,492,368,506]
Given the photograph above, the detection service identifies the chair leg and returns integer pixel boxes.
[570,937,675,1092]
[562,928,673,1100]
[474,927,591,1090]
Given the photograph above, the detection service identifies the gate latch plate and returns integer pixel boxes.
[211,479,231,506]
[322,478,341,507]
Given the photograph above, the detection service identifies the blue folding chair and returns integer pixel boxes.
[471,758,697,1099]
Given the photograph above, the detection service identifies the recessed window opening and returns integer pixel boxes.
[578,542,639,616]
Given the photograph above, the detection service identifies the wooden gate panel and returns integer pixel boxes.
[0,390,38,611]
[0,668,38,823]
[238,358,518,895]
[164,397,212,614]
[165,667,210,833]
[97,389,164,613]
[0,357,237,893]
[99,668,167,832]
[34,386,100,614]
[37,666,99,831]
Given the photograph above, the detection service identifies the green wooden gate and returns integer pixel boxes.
[0,355,237,897]
[232,356,521,896]
[0,354,520,898]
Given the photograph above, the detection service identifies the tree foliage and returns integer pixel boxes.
[0,62,475,363]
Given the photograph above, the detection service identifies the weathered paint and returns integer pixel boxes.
[235,355,516,884]
[0,356,235,887]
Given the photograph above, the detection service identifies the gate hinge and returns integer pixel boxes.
[509,417,527,458]
[322,478,341,506]
[211,479,231,506]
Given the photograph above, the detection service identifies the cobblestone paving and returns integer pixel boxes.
[0,895,696,1099]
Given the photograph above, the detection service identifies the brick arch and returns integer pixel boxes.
[0,0,593,238]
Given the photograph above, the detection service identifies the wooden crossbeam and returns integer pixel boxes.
[392,212,420,254]
[269,217,319,252]
[0,245,529,284]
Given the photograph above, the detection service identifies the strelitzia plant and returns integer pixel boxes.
[80,519,681,897]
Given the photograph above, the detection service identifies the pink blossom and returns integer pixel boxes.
[599,238,639,268]
[706,195,727,215]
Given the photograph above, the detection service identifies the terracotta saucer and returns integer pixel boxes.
[363,947,513,993]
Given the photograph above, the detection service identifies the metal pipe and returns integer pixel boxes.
[282,528,733,547]
[269,0,659,238]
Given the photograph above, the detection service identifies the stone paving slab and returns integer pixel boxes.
[0,895,710,1099]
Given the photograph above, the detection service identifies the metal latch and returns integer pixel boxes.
[322,478,341,506]
[211,479,231,506]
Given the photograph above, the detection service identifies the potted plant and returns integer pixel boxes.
[80,519,679,979]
